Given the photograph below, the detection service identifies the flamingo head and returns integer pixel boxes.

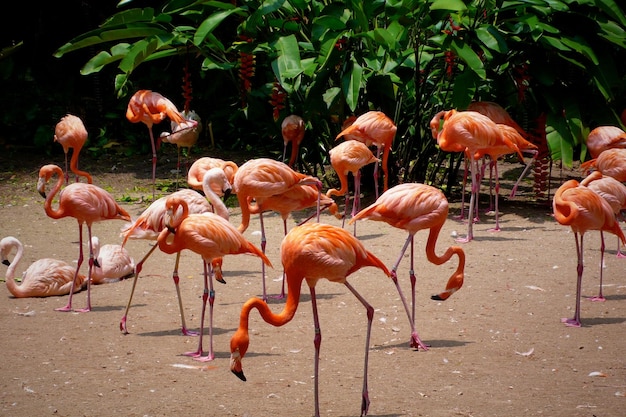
[230,328,250,381]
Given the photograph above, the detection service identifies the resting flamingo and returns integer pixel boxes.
[1,236,86,298]
[90,236,135,285]
[187,157,238,195]
[552,179,626,327]
[233,158,322,300]
[37,164,131,312]
[281,114,305,167]
[327,139,379,233]
[159,195,272,361]
[349,183,465,350]
[435,110,523,242]
[120,168,231,335]
[586,126,626,159]
[53,114,92,184]
[336,111,396,198]
[581,148,626,181]
[229,222,390,417]
[126,89,196,198]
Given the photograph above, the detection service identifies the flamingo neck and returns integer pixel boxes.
[43,168,67,220]
[425,224,466,300]
[202,179,229,221]
[3,238,24,297]
[69,149,93,184]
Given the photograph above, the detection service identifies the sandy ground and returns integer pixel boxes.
[1,150,625,417]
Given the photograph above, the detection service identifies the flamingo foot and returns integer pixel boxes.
[193,353,215,362]
[74,306,91,313]
[183,349,203,358]
[55,305,73,312]
[561,317,582,327]
[617,252,626,259]
[587,295,606,302]
[120,317,129,334]
[410,332,429,351]
[455,236,472,243]
[361,392,370,417]
[488,227,501,233]
[181,327,200,337]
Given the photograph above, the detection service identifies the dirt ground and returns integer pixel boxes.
[1,147,625,417]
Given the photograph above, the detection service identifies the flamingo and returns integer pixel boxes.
[160,109,202,185]
[229,222,390,417]
[233,158,322,300]
[126,89,197,198]
[327,139,379,232]
[552,179,626,327]
[159,195,272,362]
[581,148,626,181]
[336,111,397,198]
[248,184,342,298]
[281,114,305,167]
[349,183,465,350]
[90,236,135,285]
[120,167,231,335]
[37,164,131,312]
[435,110,523,242]
[53,114,92,184]
[1,236,86,298]
[586,126,626,159]
[187,157,238,195]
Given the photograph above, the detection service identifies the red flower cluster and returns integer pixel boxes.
[270,80,287,122]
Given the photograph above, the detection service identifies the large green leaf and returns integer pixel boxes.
[430,0,468,11]
[193,8,244,46]
[342,62,363,112]
[80,44,131,75]
[54,26,169,57]
[273,35,304,92]
[450,38,486,79]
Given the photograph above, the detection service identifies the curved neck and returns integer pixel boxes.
[425,224,466,300]
[326,172,349,198]
[240,275,303,331]
[43,167,66,220]
[202,177,229,221]
[69,149,93,184]
[3,238,24,297]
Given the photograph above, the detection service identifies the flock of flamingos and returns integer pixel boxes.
[3,89,626,416]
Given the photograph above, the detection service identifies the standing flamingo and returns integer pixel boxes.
[160,109,202,186]
[126,89,196,198]
[248,184,342,298]
[229,222,390,417]
[336,111,397,198]
[327,139,379,232]
[586,126,626,159]
[159,195,272,361]
[435,110,523,242]
[233,158,322,300]
[90,236,135,285]
[552,179,626,327]
[1,236,86,298]
[581,148,626,181]
[349,183,465,350]
[53,114,92,184]
[37,164,131,312]
[120,168,231,335]
[281,114,305,167]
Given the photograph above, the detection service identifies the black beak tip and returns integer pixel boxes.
[2,259,10,266]
[232,370,246,381]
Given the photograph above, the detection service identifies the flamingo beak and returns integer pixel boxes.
[223,188,232,202]
[2,259,10,266]
[232,369,246,382]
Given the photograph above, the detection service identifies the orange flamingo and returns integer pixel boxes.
[90,236,135,285]
[586,126,626,159]
[249,184,342,298]
[187,156,238,195]
[1,236,86,298]
[581,148,626,181]
[159,195,272,361]
[336,111,397,198]
[435,110,523,242]
[349,183,465,350]
[552,179,626,327]
[160,109,202,185]
[37,164,131,312]
[53,114,92,184]
[126,90,196,198]
[281,114,305,167]
[229,222,390,417]
[233,158,322,300]
[120,168,231,335]
[327,139,379,232]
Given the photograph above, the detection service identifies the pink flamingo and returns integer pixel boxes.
[281,114,305,167]
[350,183,465,350]
[1,236,86,298]
[53,114,92,184]
[158,195,272,361]
[90,236,135,285]
[230,222,390,417]
[187,157,238,195]
[37,164,131,312]
[586,126,626,159]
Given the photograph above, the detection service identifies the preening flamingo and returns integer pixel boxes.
[586,126,626,159]
[552,179,626,327]
[159,195,272,361]
[37,164,131,312]
[233,158,322,300]
[581,148,626,182]
[249,183,342,298]
[160,109,203,185]
[187,157,238,196]
[327,139,379,232]
[120,168,231,335]
[90,236,135,285]
[229,222,390,417]
[126,89,196,198]
[53,114,92,184]
[1,236,86,298]
[281,114,305,167]
[435,110,523,242]
[336,111,396,198]
[349,183,465,350]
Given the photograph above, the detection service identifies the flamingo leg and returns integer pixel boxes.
[194,262,216,362]
[309,286,322,417]
[352,170,361,236]
[373,148,381,199]
[456,157,468,221]
[259,212,268,301]
[389,234,428,350]
[56,223,85,312]
[562,232,583,327]
[510,151,538,198]
[74,225,94,313]
[489,161,501,232]
[278,219,289,299]
[457,158,478,243]
[172,252,199,336]
[64,152,70,185]
[344,281,374,417]
[120,243,158,334]
[148,127,157,200]
[589,231,606,302]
